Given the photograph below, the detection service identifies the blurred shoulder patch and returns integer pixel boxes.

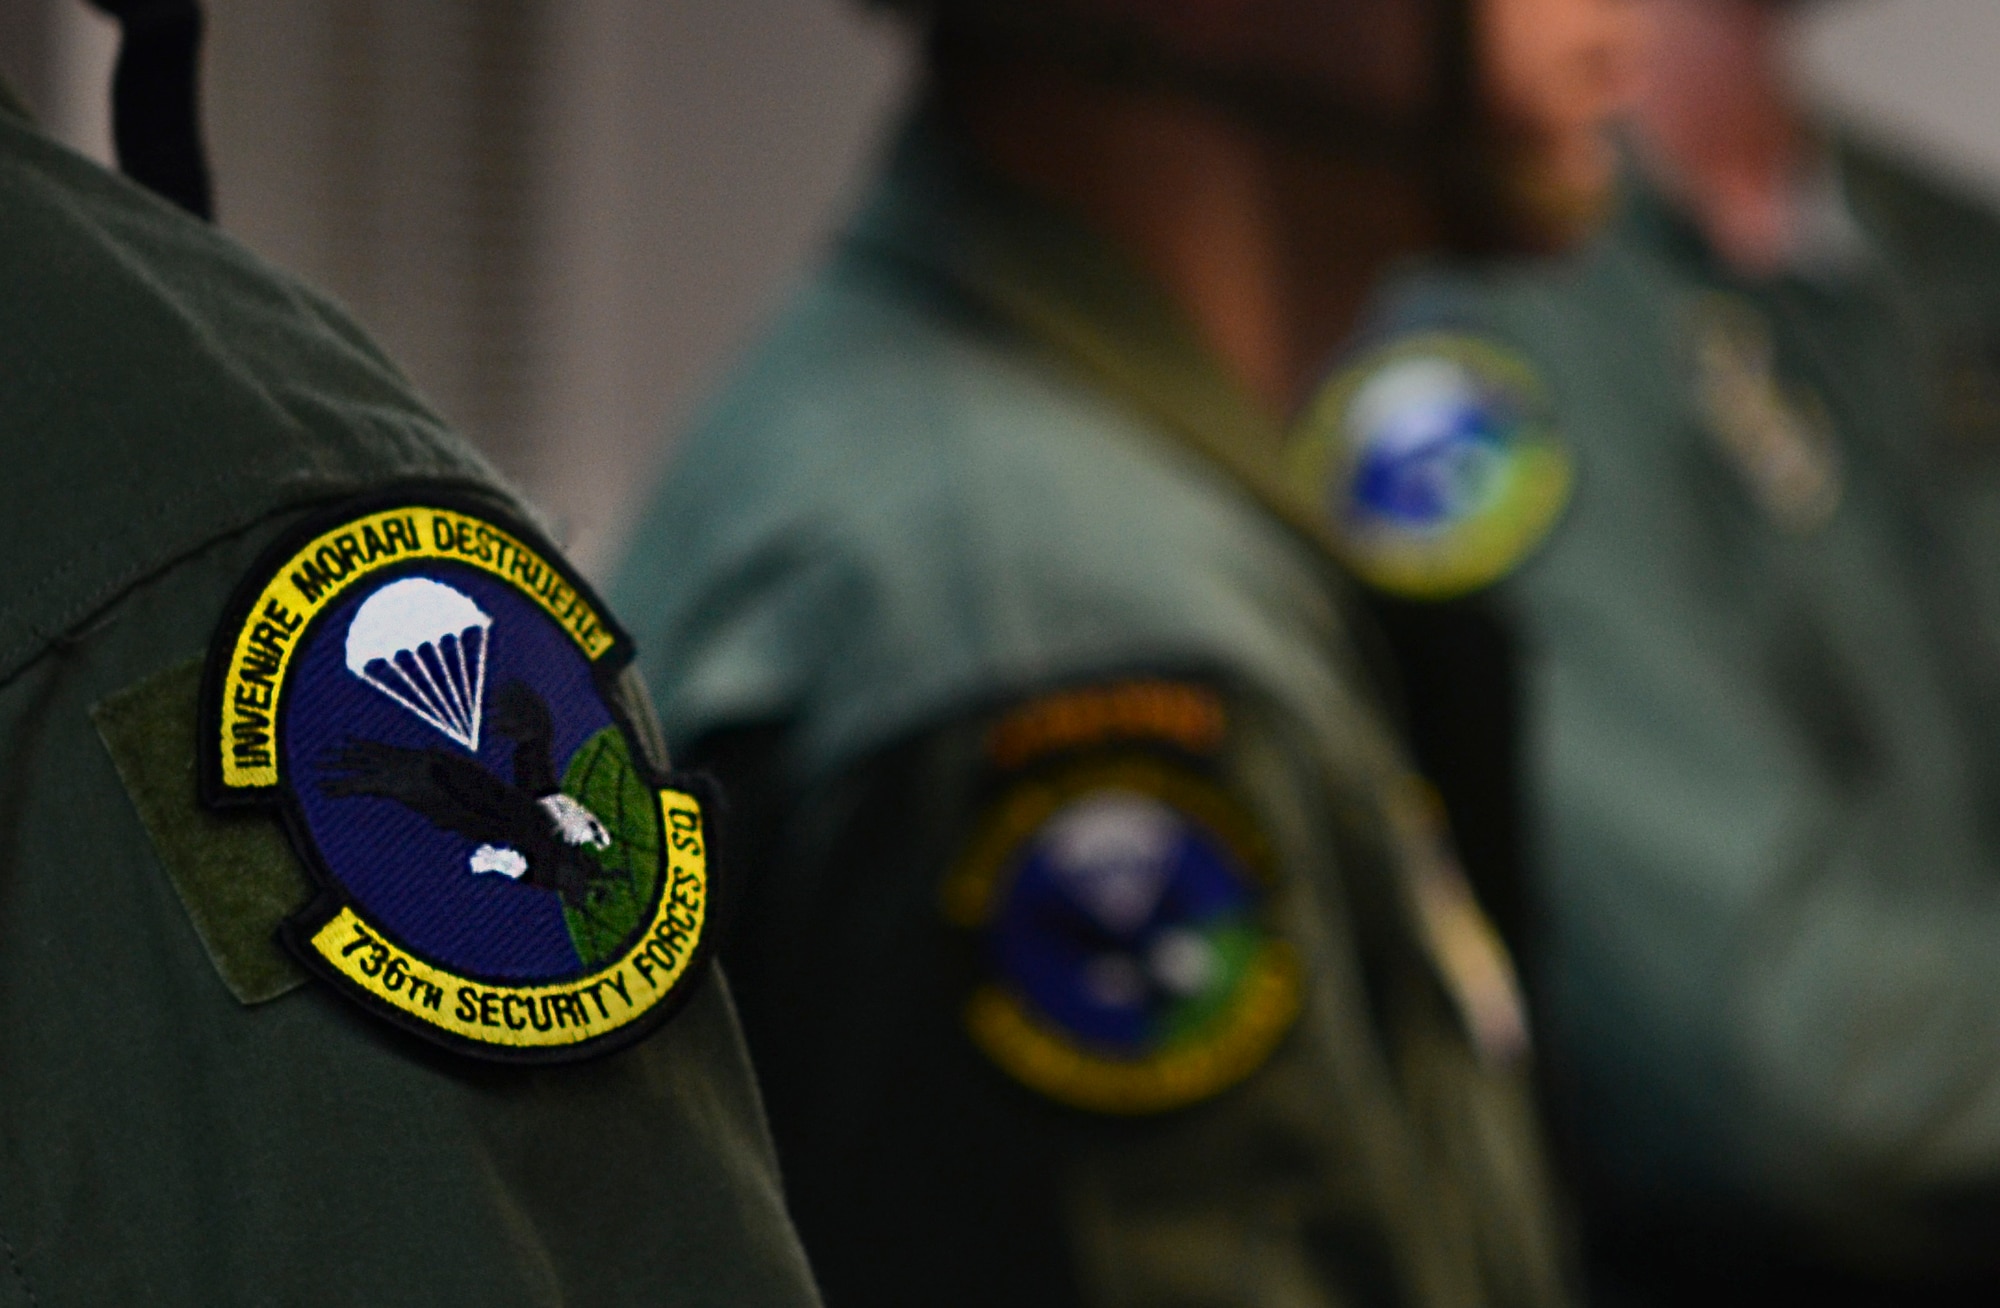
[1290,333,1572,599]
[944,679,1301,1114]
[983,679,1227,769]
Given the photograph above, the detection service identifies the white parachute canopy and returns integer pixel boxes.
[1042,791,1182,934]
[344,577,493,751]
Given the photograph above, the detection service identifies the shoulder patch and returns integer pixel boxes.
[1290,333,1572,598]
[985,679,1227,769]
[200,487,713,1062]
[945,684,1301,1113]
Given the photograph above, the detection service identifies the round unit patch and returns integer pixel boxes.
[1291,333,1572,598]
[201,490,710,1062]
[944,759,1301,1114]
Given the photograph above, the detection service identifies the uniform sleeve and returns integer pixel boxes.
[699,674,1570,1308]
[1343,270,2000,1266]
[0,515,821,1308]
[1525,567,2000,1264]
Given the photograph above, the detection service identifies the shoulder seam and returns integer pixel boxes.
[2,483,390,691]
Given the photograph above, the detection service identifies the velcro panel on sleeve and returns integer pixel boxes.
[92,657,310,1004]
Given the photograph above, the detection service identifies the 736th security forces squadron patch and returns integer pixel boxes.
[944,681,1302,1114]
[200,488,711,1062]
[1291,333,1572,599]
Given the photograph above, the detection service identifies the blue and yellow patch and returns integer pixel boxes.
[1291,333,1572,599]
[201,488,710,1062]
[944,684,1300,1113]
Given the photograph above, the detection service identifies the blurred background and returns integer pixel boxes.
[1,0,1995,576]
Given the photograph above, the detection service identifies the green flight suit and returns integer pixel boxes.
[0,83,820,1306]
[1316,140,2000,1300]
[611,112,1573,1308]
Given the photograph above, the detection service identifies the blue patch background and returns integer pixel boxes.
[993,805,1255,1055]
[284,561,615,981]
[1350,394,1510,527]
[1346,367,1519,531]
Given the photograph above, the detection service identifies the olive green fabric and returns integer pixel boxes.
[698,686,1565,1308]
[93,657,312,1004]
[1340,140,2000,1292]
[0,85,819,1305]
[613,111,1572,1307]
[0,87,488,684]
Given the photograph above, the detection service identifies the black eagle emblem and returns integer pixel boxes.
[320,680,614,906]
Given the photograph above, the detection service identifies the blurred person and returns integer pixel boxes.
[612,0,1637,1303]
[0,15,821,1304]
[1296,0,2000,1300]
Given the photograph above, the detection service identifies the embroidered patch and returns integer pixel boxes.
[944,752,1302,1114]
[985,679,1227,769]
[200,489,711,1062]
[1291,333,1572,598]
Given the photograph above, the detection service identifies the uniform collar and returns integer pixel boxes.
[843,108,1335,547]
[1613,135,1878,290]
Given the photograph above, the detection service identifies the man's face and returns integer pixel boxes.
[1083,0,1641,250]
[1479,0,1644,249]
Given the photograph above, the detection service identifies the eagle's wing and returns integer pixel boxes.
[319,739,548,849]
[489,680,559,795]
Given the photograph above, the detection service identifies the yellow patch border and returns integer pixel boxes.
[945,754,1302,1114]
[1290,332,1573,599]
[965,948,1302,1115]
